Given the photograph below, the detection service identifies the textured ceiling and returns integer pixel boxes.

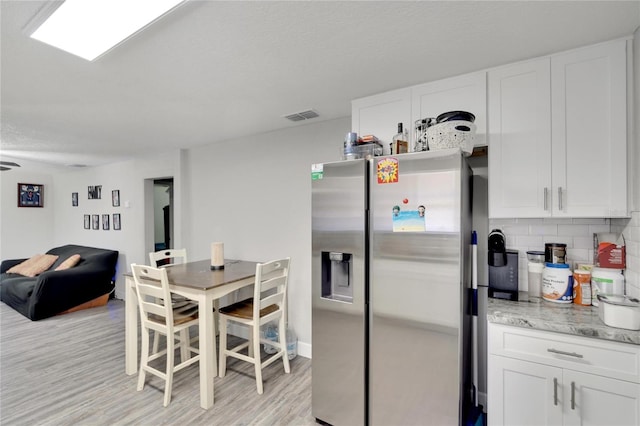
[1,0,639,170]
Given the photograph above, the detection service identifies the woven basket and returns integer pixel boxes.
[426,120,476,155]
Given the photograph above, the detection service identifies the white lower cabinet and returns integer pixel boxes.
[563,369,640,426]
[488,323,640,426]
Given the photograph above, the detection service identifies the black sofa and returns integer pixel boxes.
[0,244,119,320]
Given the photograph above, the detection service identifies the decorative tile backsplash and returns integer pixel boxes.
[489,213,640,298]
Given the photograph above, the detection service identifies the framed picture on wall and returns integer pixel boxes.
[113,213,121,231]
[84,215,90,229]
[18,183,44,207]
[102,214,110,230]
[72,192,78,206]
[92,214,100,230]
[112,190,120,207]
[88,185,102,199]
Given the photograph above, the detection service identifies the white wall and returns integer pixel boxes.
[51,150,183,299]
[0,161,60,259]
[184,117,349,353]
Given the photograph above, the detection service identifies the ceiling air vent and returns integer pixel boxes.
[284,109,319,122]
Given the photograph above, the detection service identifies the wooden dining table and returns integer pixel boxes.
[124,259,258,409]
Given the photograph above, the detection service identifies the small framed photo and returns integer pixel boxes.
[88,185,102,199]
[112,190,120,207]
[84,215,90,229]
[102,214,110,230]
[18,183,44,207]
[92,214,100,230]
[113,213,121,231]
[72,192,78,207]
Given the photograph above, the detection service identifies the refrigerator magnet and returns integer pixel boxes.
[311,163,324,180]
[377,158,398,184]
[392,205,426,232]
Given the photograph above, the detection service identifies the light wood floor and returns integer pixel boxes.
[0,299,315,425]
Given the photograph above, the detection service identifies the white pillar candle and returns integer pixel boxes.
[211,242,224,270]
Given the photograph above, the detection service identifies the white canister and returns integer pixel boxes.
[528,262,545,300]
[542,263,573,303]
[591,267,625,306]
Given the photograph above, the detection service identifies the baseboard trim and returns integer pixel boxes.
[226,323,311,359]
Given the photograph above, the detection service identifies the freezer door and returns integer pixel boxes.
[311,159,367,426]
[369,151,472,425]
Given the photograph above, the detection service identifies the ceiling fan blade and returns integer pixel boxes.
[0,161,20,167]
[0,166,11,171]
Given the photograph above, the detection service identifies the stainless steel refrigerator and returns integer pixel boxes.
[312,148,473,425]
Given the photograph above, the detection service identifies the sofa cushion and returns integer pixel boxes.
[7,254,59,277]
[55,254,81,271]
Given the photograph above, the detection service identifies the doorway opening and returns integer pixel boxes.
[153,178,174,251]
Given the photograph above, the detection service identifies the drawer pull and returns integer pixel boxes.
[571,381,576,410]
[547,348,583,358]
[553,377,558,406]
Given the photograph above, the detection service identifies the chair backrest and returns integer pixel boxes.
[253,258,290,321]
[131,264,174,330]
[149,248,188,267]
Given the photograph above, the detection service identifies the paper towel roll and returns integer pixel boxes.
[211,242,224,270]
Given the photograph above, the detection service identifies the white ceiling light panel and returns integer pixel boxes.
[30,0,185,61]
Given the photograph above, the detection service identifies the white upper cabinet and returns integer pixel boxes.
[351,88,412,155]
[351,72,487,154]
[551,40,628,217]
[411,71,487,147]
[489,39,629,218]
[488,58,552,218]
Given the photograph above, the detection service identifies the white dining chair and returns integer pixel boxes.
[149,248,188,267]
[218,258,291,394]
[148,248,201,353]
[131,263,200,407]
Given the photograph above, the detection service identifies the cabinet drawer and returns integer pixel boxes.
[488,323,640,383]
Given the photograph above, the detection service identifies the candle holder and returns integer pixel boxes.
[210,242,224,270]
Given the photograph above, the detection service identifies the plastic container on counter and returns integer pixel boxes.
[573,269,592,306]
[591,267,625,307]
[542,263,573,304]
[545,243,567,264]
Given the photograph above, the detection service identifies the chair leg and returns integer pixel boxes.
[179,329,189,362]
[137,326,150,391]
[152,331,161,354]
[218,316,228,377]
[164,333,175,407]
[248,325,254,358]
[253,324,263,394]
[278,318,291,374]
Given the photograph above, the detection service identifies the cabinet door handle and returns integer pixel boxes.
[571,381,576,410]
[544,187,549,211]
[553,377,558,406]
[558,187,563,211]
[547,348,584,358]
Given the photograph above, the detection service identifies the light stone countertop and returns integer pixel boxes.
[487,292,640,345]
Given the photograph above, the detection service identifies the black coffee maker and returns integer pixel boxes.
[488,229,519,300]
